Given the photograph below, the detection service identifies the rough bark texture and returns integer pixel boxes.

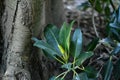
[0,0,66,80]
[0,0,4,65]
[1,0,34,80]
[0,1,4,79]
[45,0,66,27]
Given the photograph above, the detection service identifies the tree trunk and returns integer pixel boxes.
[0,0,66,80]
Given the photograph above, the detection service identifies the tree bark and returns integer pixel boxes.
[0,0,66,80]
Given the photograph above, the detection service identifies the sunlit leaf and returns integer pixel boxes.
[58,45,65,55]
[59,21,75,51]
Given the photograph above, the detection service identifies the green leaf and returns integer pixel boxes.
[84,66,97,78]
[32,38,59,58]
[101,58,113,80]
[73,73,88,80]
[44,24,62,56]
[45,24,59,41]
[61,63,72,70]
[70,28,82,58]
[59,21,75,51]
[86,38,99,51]
[75,52,93,66]
[113,59,120,80]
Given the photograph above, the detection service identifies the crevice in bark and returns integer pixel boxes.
[0,0,5,79]
[11,0,20,33]
[0,0,4,63]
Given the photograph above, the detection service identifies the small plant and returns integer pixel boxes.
[32,21,97,80]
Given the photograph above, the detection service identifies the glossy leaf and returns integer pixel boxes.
[70,28,82,58]
[59,21,75,51]
[75,52,93,66]
[101,58,113,80]
[86,38,99,51]
[73,73,88,80]
[61,63,72,70]
[44,24,61,56]
[84,66,97,78]
[32,38,59,57]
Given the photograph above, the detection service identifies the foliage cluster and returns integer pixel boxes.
[32,0,120,80]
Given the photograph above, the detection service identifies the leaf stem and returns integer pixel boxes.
[64,52,68,63]
[72,69,77,78]
[61,70,69,79]
[76,66,85,71]
[54,56,65,64]
[55,70,69,79]
[72,57,76,69]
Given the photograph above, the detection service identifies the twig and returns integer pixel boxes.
[92,0,99,38]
